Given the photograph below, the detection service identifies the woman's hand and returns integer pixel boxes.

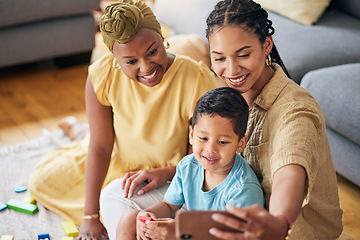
[142,218,176,240]
[209,205,288,240]
[122,167,175,198]
[77,219,108,240]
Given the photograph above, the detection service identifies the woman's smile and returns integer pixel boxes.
[139,67,160,83]
[226,74,249,87]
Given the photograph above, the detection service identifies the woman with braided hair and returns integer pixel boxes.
[205,0,343,239]
[28,0,219,239]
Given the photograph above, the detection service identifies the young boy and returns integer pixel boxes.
[118,87,264,239]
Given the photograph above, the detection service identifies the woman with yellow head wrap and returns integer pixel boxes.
[100,0,162,49]
[28,0,219,239]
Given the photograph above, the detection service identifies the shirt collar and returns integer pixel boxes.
[253,64,290,110]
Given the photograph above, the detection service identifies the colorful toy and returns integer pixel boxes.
[0,202,7,211]
[6,199,38,215]
[38,233,50,240]
[1,235,14,240]
[21,196,36,204]
[138,216,155,223]
[14,186,27,193]
[62,221,79,237]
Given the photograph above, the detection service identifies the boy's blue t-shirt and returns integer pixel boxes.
[164,153,264,210]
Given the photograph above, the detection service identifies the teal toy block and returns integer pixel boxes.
[14,186,27,193]
[0,202,7,211]
[6,199,38,215]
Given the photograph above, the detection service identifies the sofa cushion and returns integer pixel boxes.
[332,0,360,19]
[269,10,360,83]
[167,34,211,68]
[0,0,100,28]
[327,127,360,187]
[256,0,331,26]
[300,63,360,146]
[152,0,219,39]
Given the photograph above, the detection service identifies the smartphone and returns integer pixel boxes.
[138,216,155,223]
[175,210,244,240]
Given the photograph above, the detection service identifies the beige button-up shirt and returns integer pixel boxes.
[243,64,343,239]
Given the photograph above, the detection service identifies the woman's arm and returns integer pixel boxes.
[209,164,306,240]
[78,75,115,239]
[270,164,306,224]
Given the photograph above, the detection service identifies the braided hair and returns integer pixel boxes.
[206,0,290,78]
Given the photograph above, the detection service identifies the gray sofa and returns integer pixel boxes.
[301,64,360,187]
[267,0,360,187]
[0,0,100,68]
[270,0,360,84]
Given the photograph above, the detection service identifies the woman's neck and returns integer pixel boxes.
[165,53,175,72]
[242,65,275,109]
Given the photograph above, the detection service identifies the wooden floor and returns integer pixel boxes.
[0,61,88,146]
[1,58,359,239]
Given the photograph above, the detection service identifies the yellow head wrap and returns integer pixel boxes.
[100,0,162,53]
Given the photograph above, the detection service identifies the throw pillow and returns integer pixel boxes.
[167,34,211,68]
[152,0,219,39]
[255,0,332,25]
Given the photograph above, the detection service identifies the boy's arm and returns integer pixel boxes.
[143,200,182,219]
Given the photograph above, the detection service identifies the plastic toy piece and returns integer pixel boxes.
[1,235,14,240]
[38,233,50,240]
[62,221,79,237]
[22,196,36,204]
[6,199,38,215]
[138,216,155,223]
[62,237,74,240]
[0,202,7,211]
[14,186,27,193]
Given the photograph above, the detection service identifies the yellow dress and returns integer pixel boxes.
[28,53,218,225]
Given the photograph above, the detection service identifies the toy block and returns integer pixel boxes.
[22,196,36,204]
[1,236,14,240]
[62,237,73,240]
[38,233,50,240]
[0,202,7,211]
[138,216,154,223]
[6,199,38,215]
[62,221,79,237]
[14,185,27,193]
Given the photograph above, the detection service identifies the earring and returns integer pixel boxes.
[163,41,170,49]
[265,54,272,66]
[112,58,121,70]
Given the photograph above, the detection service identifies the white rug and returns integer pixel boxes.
[0,129,71,239]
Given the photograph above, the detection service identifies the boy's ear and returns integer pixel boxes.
[237,135,248,153]
[189,125,194,145]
